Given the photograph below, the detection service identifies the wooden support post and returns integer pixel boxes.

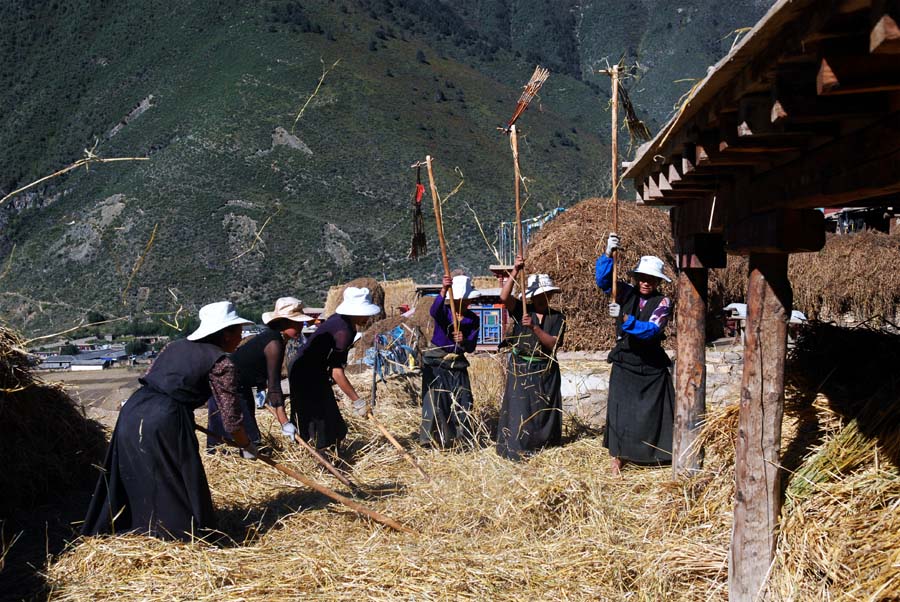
[729,253,792,602]
[673,266,708,477]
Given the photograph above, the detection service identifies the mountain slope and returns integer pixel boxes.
[0,0,770,333]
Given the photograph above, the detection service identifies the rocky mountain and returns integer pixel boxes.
[0,0,771,333]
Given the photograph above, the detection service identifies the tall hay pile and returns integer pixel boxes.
[526,197,676,350]
[325,277,434,321]
[716,231,900,322]
[44,324,900,600]
[323,277,387,319]
[0,324,107,518]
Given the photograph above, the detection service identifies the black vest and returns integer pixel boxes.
[140,338,226,408]
[609,289,670,368]
[231,327,283,389]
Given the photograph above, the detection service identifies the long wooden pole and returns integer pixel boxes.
[610,65,620,302]
[425,155,459,334]
[291,432,359,492]
[510,125,527,321]
[367,413,432,481]
[193,424,414,534]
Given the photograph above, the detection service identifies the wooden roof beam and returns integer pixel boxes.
[817,54,900,94]
[739,111,900,211]
[870,0,900,53]
[771,89,890,124]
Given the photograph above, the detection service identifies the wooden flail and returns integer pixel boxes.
[500,66,550,318]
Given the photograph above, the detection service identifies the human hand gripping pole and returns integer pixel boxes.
[193,423,413,534]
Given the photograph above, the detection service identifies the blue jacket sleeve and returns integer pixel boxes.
[595,255,613,293]
[620,315,661,340]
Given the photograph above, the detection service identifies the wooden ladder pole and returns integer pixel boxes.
[425,155,459,334]
[510,125,527,322]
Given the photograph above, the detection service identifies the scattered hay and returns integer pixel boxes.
[526,197,675,350]
[41,323,900,600]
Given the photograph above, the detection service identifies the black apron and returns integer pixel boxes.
[604,290,674,464]
[496,301,565,461]
[82,339,225,541]
[420,349,474,447]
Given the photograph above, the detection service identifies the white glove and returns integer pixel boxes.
[254,390,266,409]
[608,303,621,318]
[281,422,298,440]
[605,233,620,256]
[240,441,259,461]
[353,398,369,417]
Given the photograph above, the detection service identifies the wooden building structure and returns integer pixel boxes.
[621,0,900,599]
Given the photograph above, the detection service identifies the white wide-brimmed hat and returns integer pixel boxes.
[522,273,560,299]
[628,256,671,283]
[335,286,381,317]
[262,296,313,324]
[187,301,254,341]
[449,275,481,302]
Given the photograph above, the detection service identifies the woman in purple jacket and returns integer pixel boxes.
[420,274,480,447]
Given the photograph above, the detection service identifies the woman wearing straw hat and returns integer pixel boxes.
[596,234,675,475]
[496,255,566,461]
[206,297,312,451]
[82,302,257,541]
[420,274,481,447]
[289,286,381,450]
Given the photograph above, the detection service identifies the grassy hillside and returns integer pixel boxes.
[0,0,770,334]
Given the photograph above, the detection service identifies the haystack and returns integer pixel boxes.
[0,325,107,518]
[719,231,900,322]
[323,277,387,319]
[526,197,675,350]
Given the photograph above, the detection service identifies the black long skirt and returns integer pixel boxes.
[81,388,216,541]
[496,355,562,461]
[604,357,674,464]
[289,368,348,450]
[420,356,474,447]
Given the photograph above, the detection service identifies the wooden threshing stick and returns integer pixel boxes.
[424,155,459,334]
[500,65,549,317]
[193,424,414,534]
[367,333,431,481]
[509,125,527,322]
[291,432,360,492]
[609,65,621,301]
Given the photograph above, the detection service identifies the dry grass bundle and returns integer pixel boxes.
[41,324,900,600]
[324,277,386,320]
[718,231,900,322]
[0,324,107,517]
[526,197,675,350]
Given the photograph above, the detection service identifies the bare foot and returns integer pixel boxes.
[610,457,623,476]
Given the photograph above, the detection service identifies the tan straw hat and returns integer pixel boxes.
[262,297,313,324]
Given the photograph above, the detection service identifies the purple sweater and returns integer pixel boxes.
[429,293,480,353]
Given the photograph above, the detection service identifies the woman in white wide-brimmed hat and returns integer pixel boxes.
[83,301,257,541]
[596,234,675,475]
[420,274,481,447]
[206,297,312,451]
[288,286,381,450]
[496,255,567,461]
